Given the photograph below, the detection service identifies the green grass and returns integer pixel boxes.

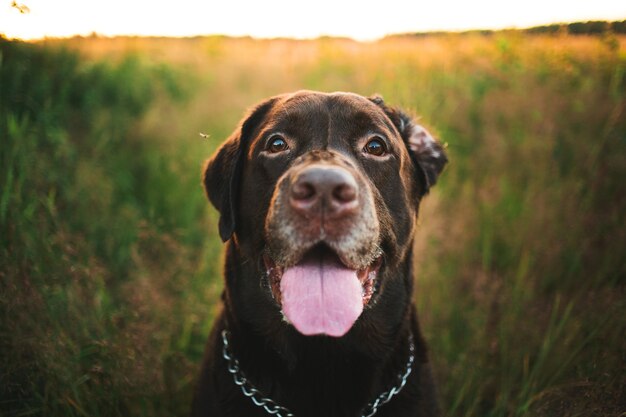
[1,33,624,416]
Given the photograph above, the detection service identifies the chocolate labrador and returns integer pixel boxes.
[192,91,447,417]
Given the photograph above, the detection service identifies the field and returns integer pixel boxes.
[1,32,625,416]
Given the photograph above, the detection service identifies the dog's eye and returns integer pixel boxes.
[267,135,289,153]
[364,137,387,157]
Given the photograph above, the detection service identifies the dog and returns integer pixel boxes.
[192,91,447,417]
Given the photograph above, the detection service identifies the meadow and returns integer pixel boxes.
[1,32,624,416]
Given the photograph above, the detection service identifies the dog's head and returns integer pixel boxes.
[204,91,447,338]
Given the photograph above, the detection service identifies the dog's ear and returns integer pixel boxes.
[369,95,448,196]
[203,98,276,242]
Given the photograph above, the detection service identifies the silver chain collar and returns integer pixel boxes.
[221,329,415,417]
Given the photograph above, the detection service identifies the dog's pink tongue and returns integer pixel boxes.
[280,252,363,337]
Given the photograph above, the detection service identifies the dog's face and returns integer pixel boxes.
[204,91,446,338]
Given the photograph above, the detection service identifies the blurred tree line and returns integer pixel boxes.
[392,20,626,38]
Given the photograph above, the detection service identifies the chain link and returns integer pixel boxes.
[222,330,295,417]
[360,337,415,417]
[222,330,415,417]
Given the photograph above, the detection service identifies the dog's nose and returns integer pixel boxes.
[290,165,358,219]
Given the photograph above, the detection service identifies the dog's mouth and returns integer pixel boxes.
[263,245,383,337]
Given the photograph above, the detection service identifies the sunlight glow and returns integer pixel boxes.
[2,0,626,41]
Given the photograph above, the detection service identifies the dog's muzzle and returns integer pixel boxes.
[263,152,382,337]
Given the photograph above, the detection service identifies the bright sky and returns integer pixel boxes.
[2,0,626,41]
